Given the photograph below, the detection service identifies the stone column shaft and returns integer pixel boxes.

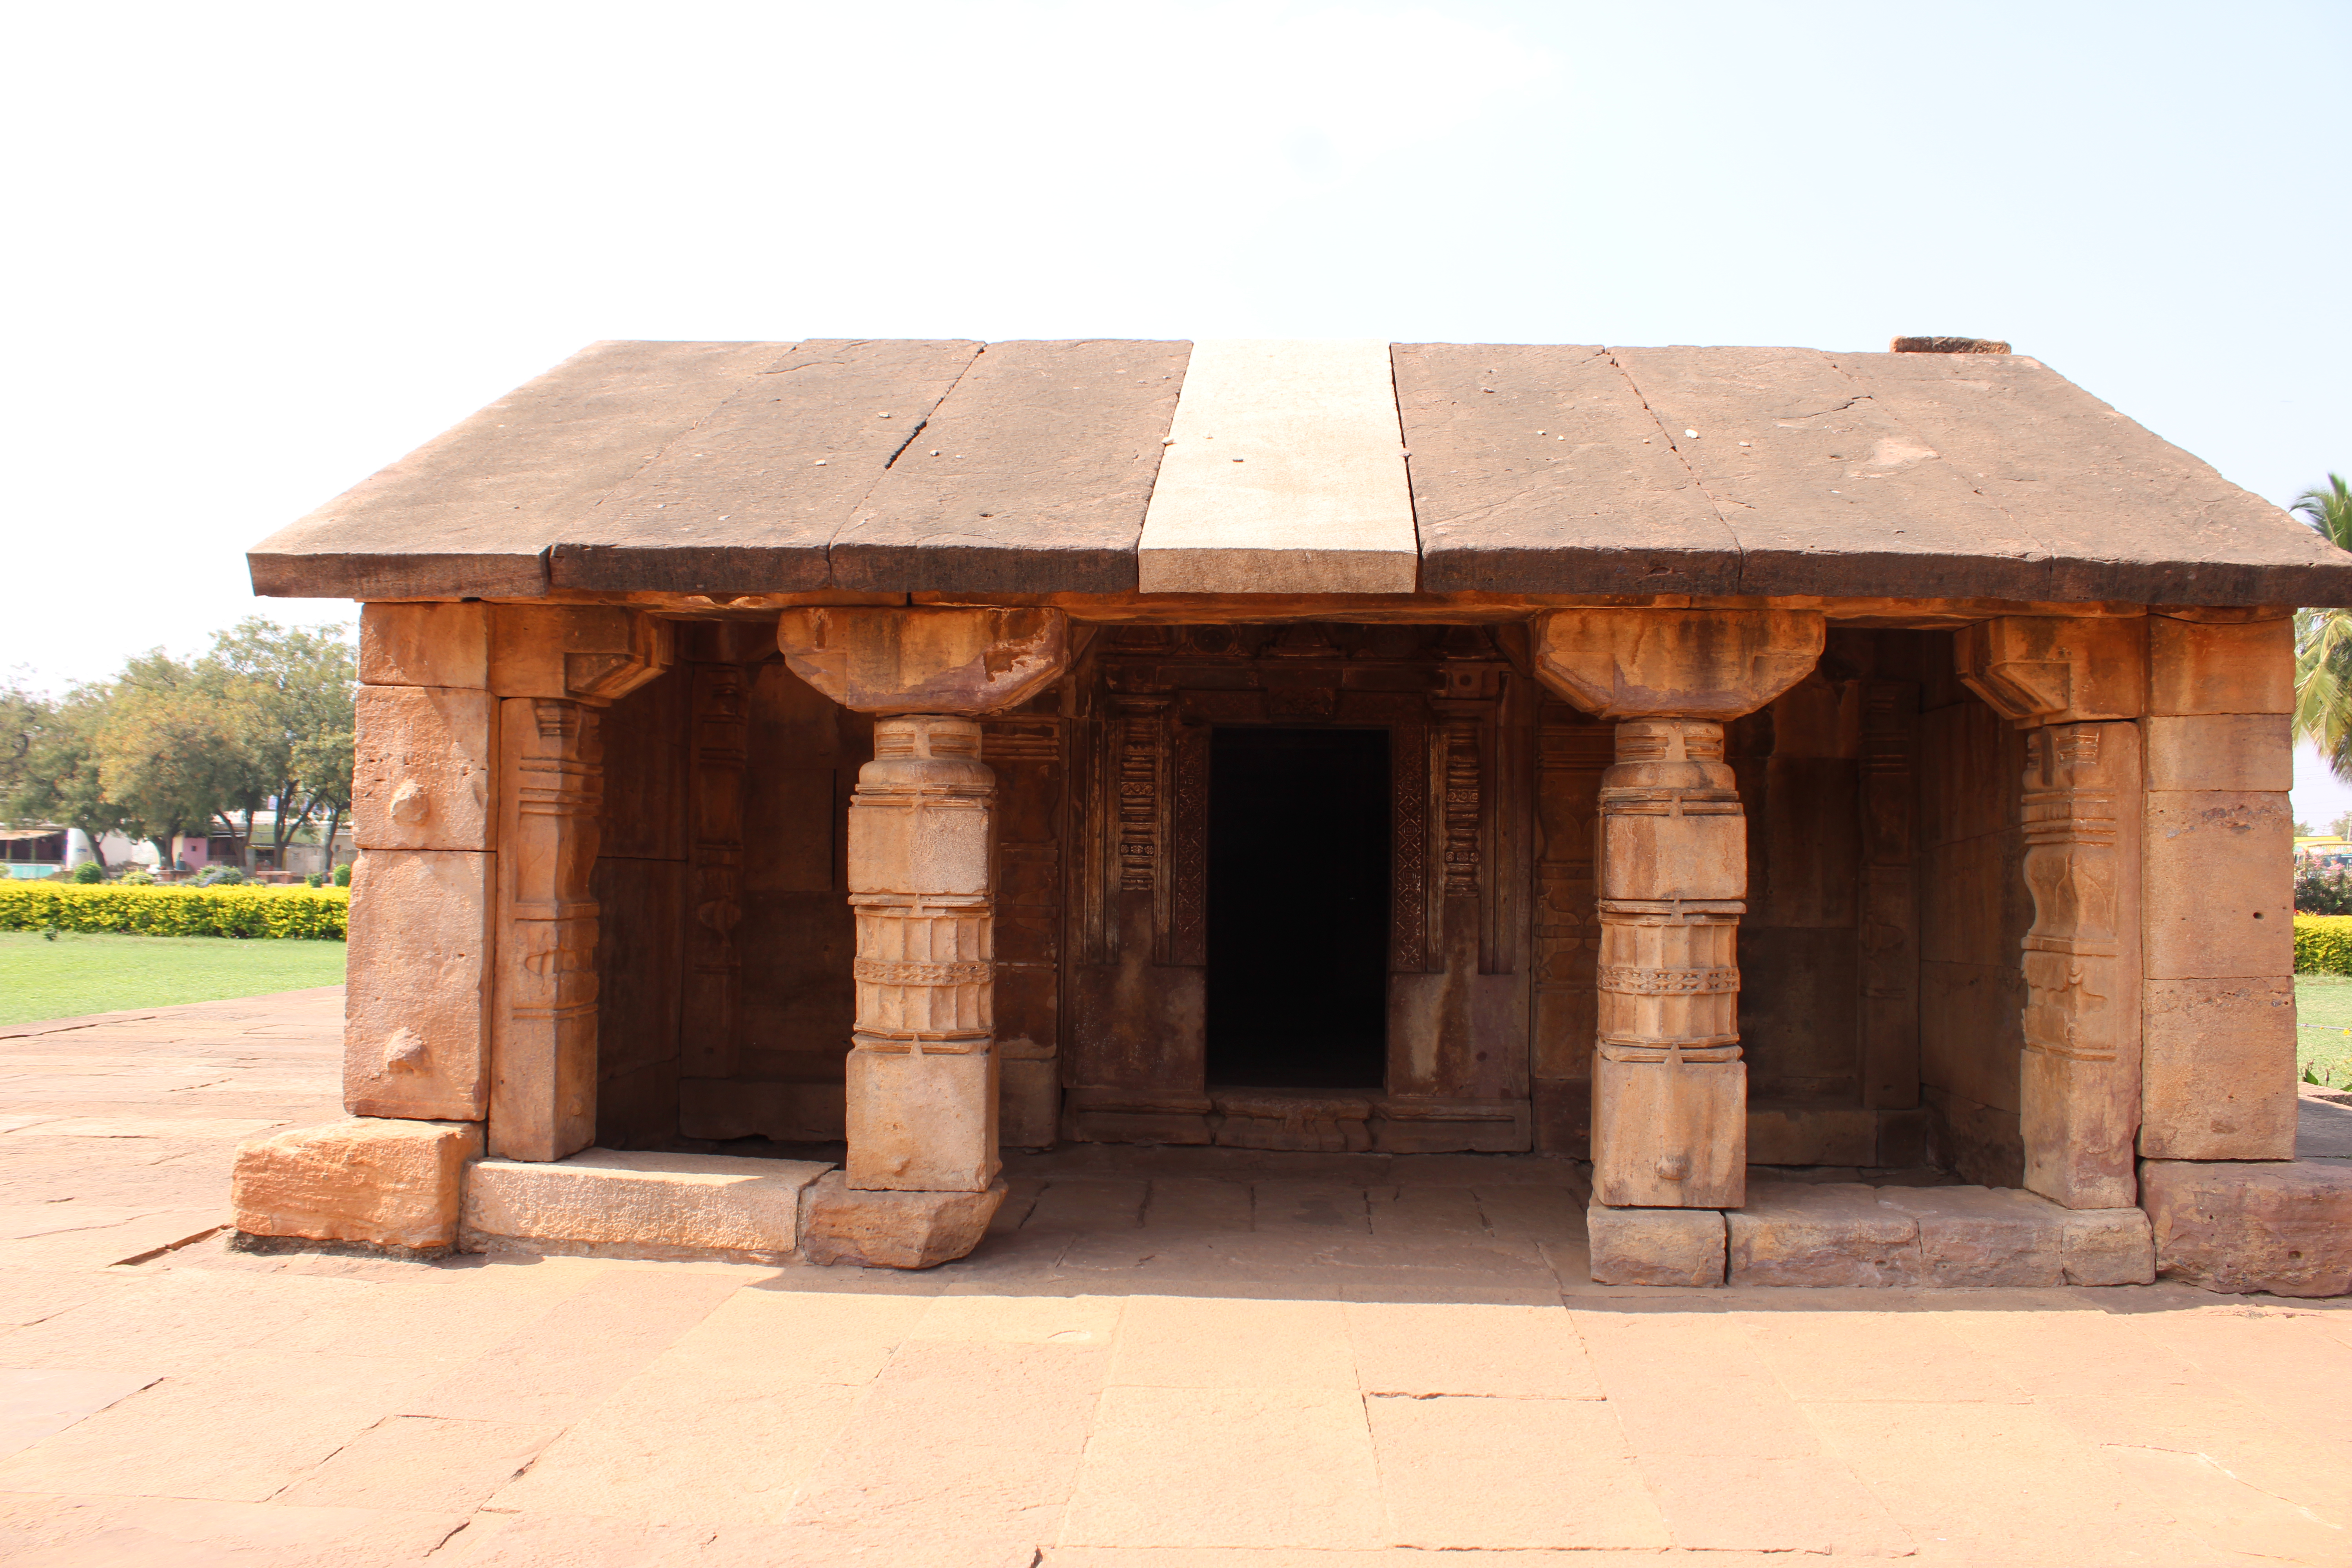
[1591,718,1747,1208]
[844,715,1000,1192]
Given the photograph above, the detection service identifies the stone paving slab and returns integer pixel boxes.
[0,987,2347,1563]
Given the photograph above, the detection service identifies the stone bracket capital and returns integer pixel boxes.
[779,606,1068,714]
[1955,615,2146,727]
[1532,609,1825,720]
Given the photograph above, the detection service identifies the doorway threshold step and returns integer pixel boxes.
[461,1149,833,1265]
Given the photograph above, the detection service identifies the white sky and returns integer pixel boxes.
[5,1,2348,811]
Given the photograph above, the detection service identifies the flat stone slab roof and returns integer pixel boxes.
[248,338,2352,605]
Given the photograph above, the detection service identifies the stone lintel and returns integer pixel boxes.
[777,605,1069,714]
[1532,608,1826,720]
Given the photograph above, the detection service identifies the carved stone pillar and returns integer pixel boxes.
[1593,718,1748,1207]
[1958,614,2150,1210]
[1533,607,1824,1230]
[846,715,1000,1190]
[2018,722,2142,1209]
[777,605,1069,1267]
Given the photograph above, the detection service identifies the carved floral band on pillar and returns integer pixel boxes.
[1530,608,1826,1212]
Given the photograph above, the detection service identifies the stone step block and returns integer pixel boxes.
[2141,1158,2352,1298]
[1722,1181,2153,1288]
[1586,1202,1726,1287]
[232,1116,482,1256]
[462,1149,832,1264]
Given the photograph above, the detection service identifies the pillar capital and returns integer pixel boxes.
[1955,614,2146,727]
[486,605,674,706]
[1532,608,1824,721]
[777,606,1068,714]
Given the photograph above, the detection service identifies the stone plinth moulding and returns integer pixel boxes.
[1532,610,1825,1211]
[777,606,1073,1264]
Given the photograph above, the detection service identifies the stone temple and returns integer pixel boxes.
[230,338,2352,1292]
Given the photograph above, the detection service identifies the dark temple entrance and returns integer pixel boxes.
[1204,726,1390,1089]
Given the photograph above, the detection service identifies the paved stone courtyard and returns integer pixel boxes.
[0,990,2348,1565]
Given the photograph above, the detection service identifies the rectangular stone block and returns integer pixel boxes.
[1598,811,1744,902]
[344,850,493,1120]
[1592,1053,1744,1208]
[1746,1105,1878,1167]
[845,1048,999,1192]
[232,1117,482,1254]
[2142,1158,2352,1298]
[1726,1182,1918,1286]
[2149,615,2292,716]
[462,1150,829,1263]
[1000,1055,1060,1151]
[2060,1205,2156,1286]
[2140,977,2297,1160]
[2141,714,2292,792]
[353,686,497,851]
[359,601,489,690]
[1876,1186,2063,1286]
[845,797,992,897]
[799,1171,1007,1269]
[1586,1202,1725,1286]
[2020,1048,2139,1211]
[2143,791,2293,979]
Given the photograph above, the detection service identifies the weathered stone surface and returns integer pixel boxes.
[1955,615,2147,725]
[462,1150,829,1263]
[1726,1183,1916,1286]
[2142,1158,2352,1297]
[1533,608,1825,721]
[2149,613,2294,715]
[1395,343,1742,596]
[352,686,497,852]
[2143,791,2294,980]
[845,1049,999,1192]
[1746,1105,1880,1167]
[677,1077,846,1142]
[1720,1181,2151,1287]
[343,849,493,1120]
[1592,1055,1745,1210]
[249,339,783,599]
[358,601,489,689]
[1586,1202,1725,1287]
[2140,978,2298,1161]
[778,606,1068,716]
[486,605,673,705]
[799,1171,1006,1269]
[835,338,1189,593]
[2060,1205,2157,1286]
[1138,339,1417,594]
[1875,1185,2063,1287]
[550,338,982,594]
[2141,714,2292,792]
[232,1117,481,1253]
[1000,1055,1060,1150]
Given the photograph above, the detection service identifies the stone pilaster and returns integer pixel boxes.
[2018,721,2143,1210]
[489,697,606,1162]
[1592,718,1748,1208]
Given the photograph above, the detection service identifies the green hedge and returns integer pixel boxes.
[0,883,348,941]
[2296,915,2352,975]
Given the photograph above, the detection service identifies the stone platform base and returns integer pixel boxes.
[461,1150,832,1264]
[233,1120,1007,1270]
[1590,1181,2156,1289]
[2141,1158,2352,1298]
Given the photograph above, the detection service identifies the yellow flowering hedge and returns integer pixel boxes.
[2295,915,2352,975]
[0,883,348,941]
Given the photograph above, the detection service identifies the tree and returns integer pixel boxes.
[94,653,256,866]
[192,619,356,866]
[0,679,136,872]
[2292,475,2352,780]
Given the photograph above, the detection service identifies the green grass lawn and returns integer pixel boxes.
[2297,973,2352,1089]
[0,931,347,1027]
